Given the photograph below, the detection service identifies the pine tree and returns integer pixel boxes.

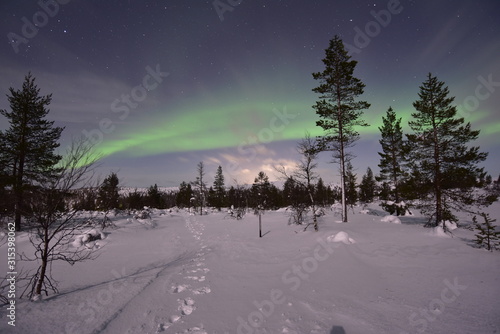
[406,73,495,229]
[359,167,376,203]
[0,73,64,231]
[212,165,226,211]
[312,35,370,222]
[474,213,500,251]
[315,177,327,207]
[377,107,406,204]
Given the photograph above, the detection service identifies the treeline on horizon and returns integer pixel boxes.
[61,166,500,214]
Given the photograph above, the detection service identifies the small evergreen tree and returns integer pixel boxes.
[474,213,500,251]
[312,35,370,222]
[359,167,376,203]
[0,73,64,231]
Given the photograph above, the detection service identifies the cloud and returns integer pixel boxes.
[204,156,222,165]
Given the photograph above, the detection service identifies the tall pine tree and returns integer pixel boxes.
[312,35,370,222]
[407,73,495,229]
[0,73,64,231]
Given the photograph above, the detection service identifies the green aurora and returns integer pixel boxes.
[92,94,499,160]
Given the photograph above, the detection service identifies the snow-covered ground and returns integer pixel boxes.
[1,202,499,334]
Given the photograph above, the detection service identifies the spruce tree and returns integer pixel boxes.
[0,73,64,231]
[406,73,495,229]
[345,162,358,207]
[212,165,226,211]
[377,107,406,203]
[359,167,376,203]
[312,35,370,222]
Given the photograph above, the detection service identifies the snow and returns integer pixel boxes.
[327,231,356,244]
[1,202,500,334]
[381,215,402,224]
[72,228,106,248]
[445,220,458,231]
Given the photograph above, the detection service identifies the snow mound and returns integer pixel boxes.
[381,215,402,224]
[444,220,458,231]
[430,225,453,238]
[72,229,105,248]
[327,231,356,244]
[429,222,456,237]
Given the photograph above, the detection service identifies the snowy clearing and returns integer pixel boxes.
[1,202,499,334]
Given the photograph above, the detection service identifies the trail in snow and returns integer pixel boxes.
[156,213,213,334]
[87,212,213,334]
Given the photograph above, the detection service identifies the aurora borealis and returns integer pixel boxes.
[1,0,499,187]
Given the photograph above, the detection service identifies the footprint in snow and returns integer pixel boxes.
[156,315,181,333]
[183,326,208,334]
[193,287,211,295]
[171,284,190,293]
[179,297,196,315]
[185,276,206,282]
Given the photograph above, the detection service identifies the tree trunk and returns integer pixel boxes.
[340,157,347,222]
[14,154,25,232]
[433,119,442,228]
[35,235,49,297]
[338,93,347,223]
[308,191,318,231]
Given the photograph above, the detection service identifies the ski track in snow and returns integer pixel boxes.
[156,213,212,334]
[91,212,213,334]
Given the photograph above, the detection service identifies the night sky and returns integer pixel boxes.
[1,0,499,187]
